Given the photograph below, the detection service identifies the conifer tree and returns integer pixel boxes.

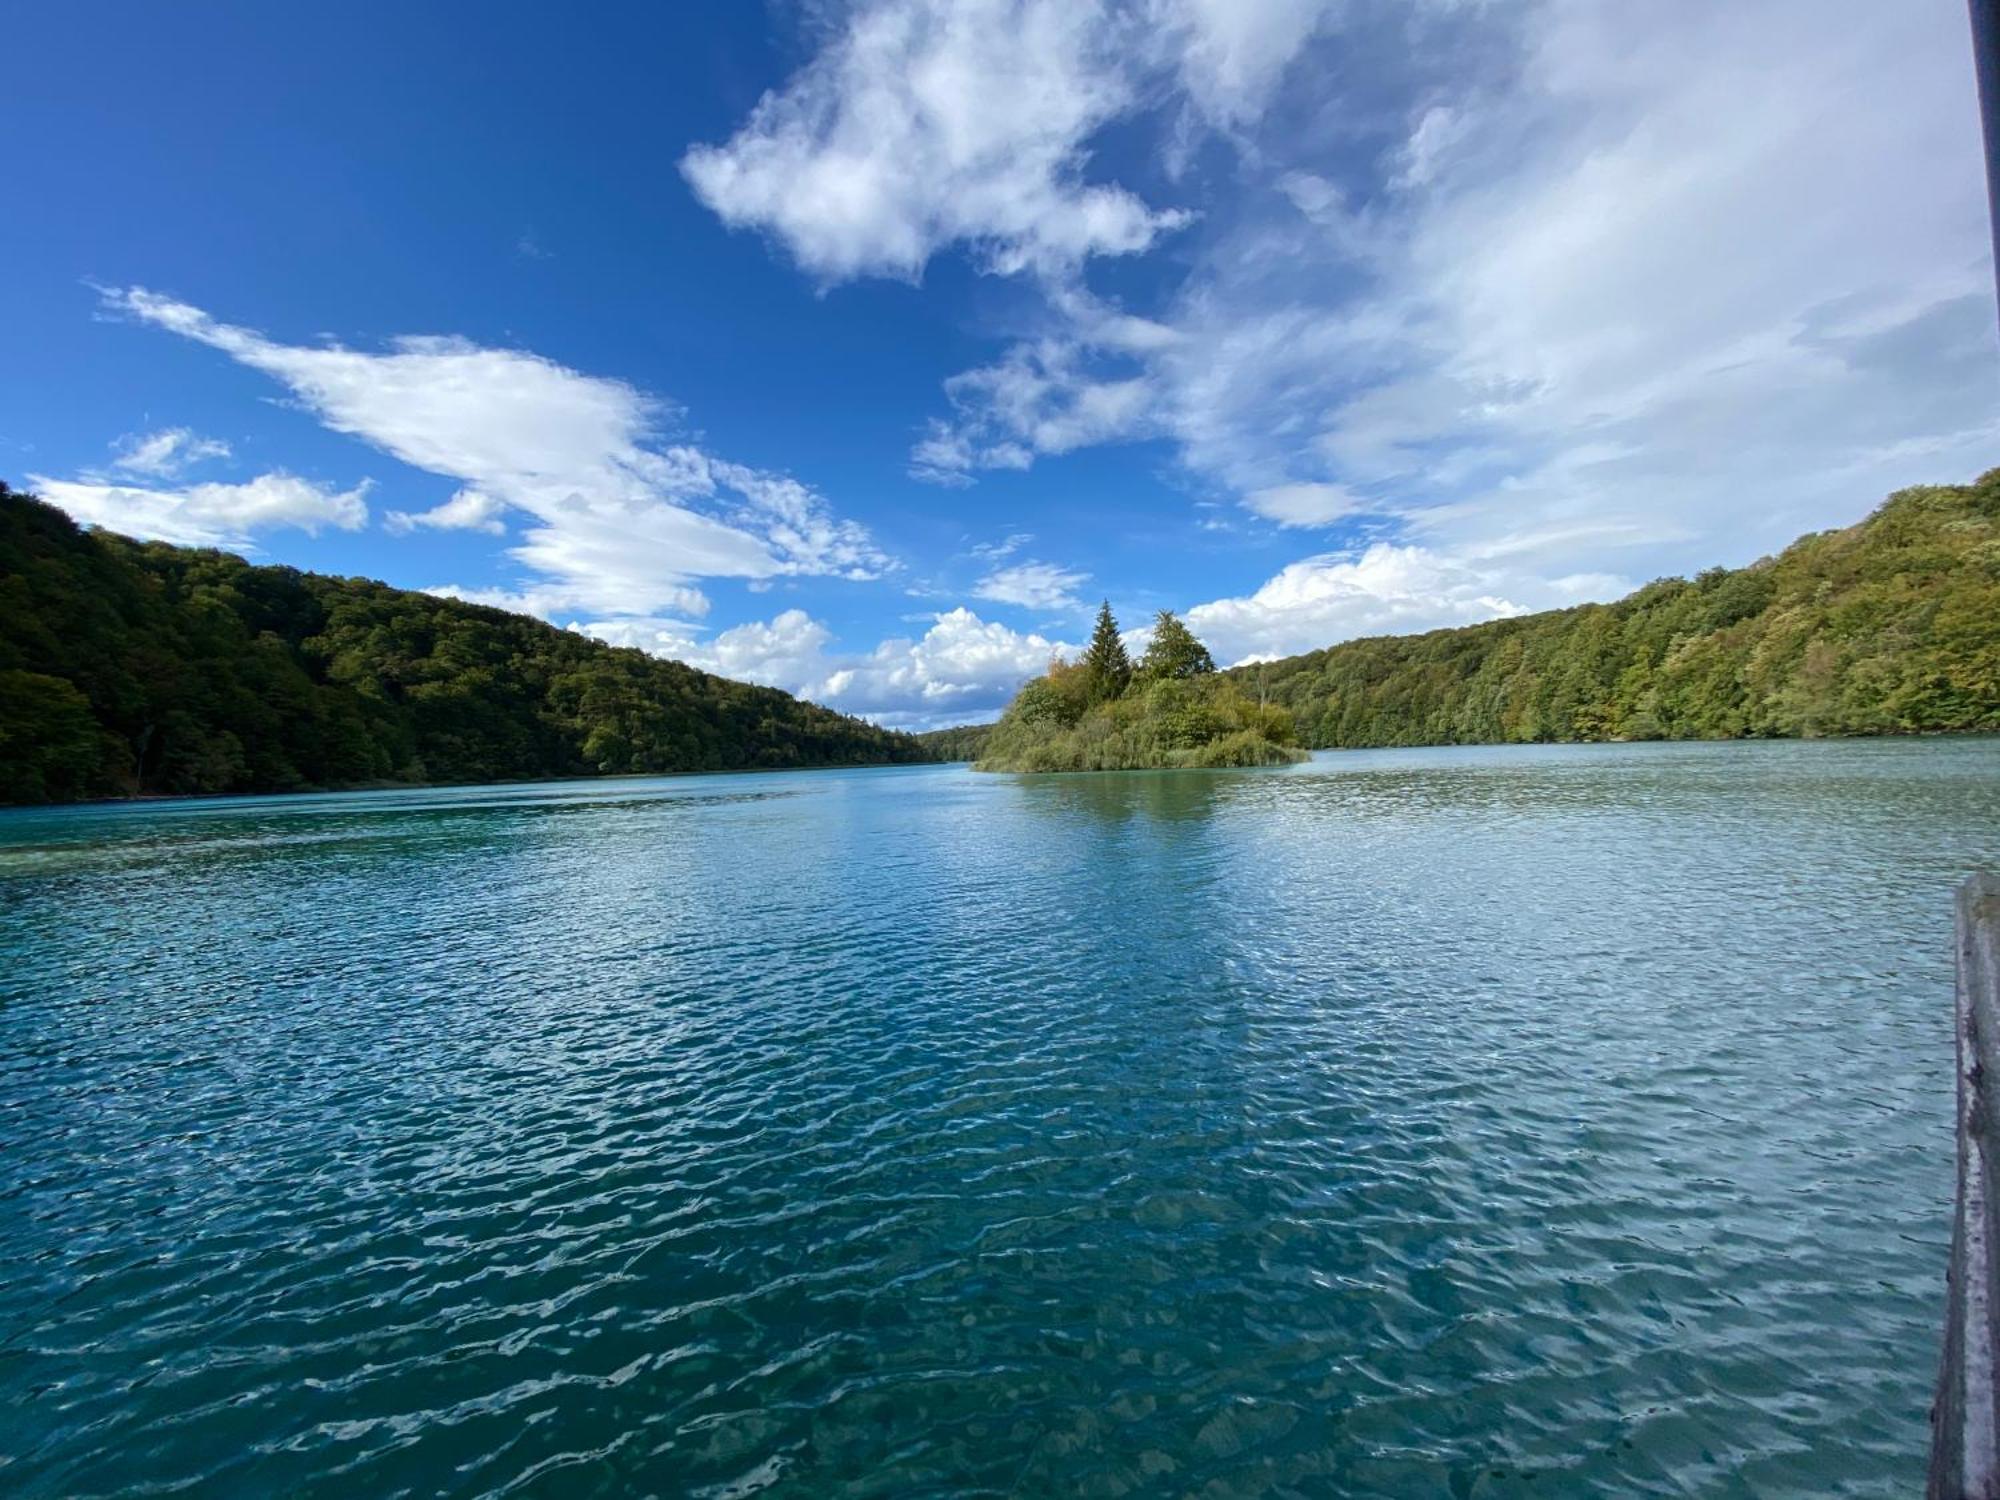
[1138,610,1216,680]
[1081,600,1131,701]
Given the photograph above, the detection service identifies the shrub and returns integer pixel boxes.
[977,609,1305,774]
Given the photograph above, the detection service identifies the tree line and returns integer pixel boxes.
[1229,474,2000,749]
[0,483,927,804]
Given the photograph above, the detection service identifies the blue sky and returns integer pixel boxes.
[6,1,1996,728]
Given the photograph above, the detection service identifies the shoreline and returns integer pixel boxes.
[10,727,1998,810]
[0,754,945,812]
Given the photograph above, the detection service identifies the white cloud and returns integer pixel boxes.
[102,288,891,619]
[680,0,1202,282]
[969,531,1035,561]
[110,426,232,479]
[1242,481,1362,527]
[1166,0,1339,130]
[914,336,1158,482]
[71,1,1997,714]
[741,0,1994,647]
[384,487,507,536]
[29,473,370,550]
[583,608,832,684]
[1391,104,1467,190]
[973,558,1089,610]
[429,580,714,621]
[910,416,1033,485]
[582,605,1072,729]
[1185,543,1536,665]
[1306,0,2000,568]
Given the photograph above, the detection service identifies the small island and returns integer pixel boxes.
[975,603,1307,773]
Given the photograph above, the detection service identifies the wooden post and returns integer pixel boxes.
[1933,873,2000,1498]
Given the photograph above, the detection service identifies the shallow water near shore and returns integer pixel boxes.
[4,738,1998,1497]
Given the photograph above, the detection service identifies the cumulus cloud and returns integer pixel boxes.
[584,608,833,685]
[681,0,1203,281]
[680,0,1353,285]
[30,473,370,550]
[972,558,1089,611]
[582,605,1071,729]
[1185,543,1538,665]
[101,288,891,618]
[109,426,232,479]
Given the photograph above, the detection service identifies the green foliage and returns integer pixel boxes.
[1138,610,1216,681]
[0,482,927,804]
[1080,600,1132,702]
[912,721,994,762]
[0,669,103,802]
[976,614,1304,773]
[1225,471,2000,749]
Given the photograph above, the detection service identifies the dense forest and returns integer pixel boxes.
[973,603,1305,772]
[914,722,993,763]
[921,473,2000,762]
[1232,473,2000,748]
[0,483,926,804]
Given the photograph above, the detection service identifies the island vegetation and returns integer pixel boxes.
[926,473,2000,761]
[973,603,1306,773]
[0,482,926,804]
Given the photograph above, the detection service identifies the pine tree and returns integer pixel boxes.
[1138,610,1215,680]
[1081,600,1131,701]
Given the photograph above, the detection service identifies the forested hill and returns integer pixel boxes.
[0,483,926,804]
[1229,473,2000,748]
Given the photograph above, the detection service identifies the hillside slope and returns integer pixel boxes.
[1228,473,2000,748]
[0,483,926,803]
[914,723,994,762]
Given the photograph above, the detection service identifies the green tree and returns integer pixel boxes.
[1197,469,2000,751]
[0,669,104,802]
[1138,610,1215,680]
[1081,600,1131,702]
[0,481,932,804]
[974,669,1306,772]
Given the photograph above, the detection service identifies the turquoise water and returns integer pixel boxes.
[3,739,1997,1497]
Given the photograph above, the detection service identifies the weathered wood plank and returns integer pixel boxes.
[1933,872,2000,1499]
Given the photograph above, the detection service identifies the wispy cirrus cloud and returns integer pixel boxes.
[972,558,1089,612]
[384,487,507,537]
[109,426,232,479]
[95,287,893,620]
[1241,482,1362,528]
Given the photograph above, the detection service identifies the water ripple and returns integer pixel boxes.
[2,744,1996,1495]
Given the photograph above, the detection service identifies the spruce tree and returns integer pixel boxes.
[1138,610,1215,680]
[1081,600,1131,701]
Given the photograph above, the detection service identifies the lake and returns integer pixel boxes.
[3,739,1997,1497]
